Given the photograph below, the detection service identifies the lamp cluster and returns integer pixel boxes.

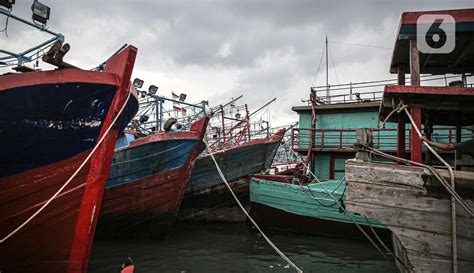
[0,0,50,25]
[132,77,188,102]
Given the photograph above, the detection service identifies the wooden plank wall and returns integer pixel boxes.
[345,160,474,273]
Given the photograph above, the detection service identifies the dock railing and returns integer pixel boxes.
[291,127,470,153]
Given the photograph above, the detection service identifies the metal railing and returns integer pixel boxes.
[291,127,470,152]
[307,74,473,105]
[313,90,384,104]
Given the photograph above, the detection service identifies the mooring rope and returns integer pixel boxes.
[203,139,303,273]
[0,91,131,244]
[401,104,458,273]
[361,145,472,216]
[281,141,402,270]
[352,100,474,273]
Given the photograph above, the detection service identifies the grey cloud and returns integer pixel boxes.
[2,0,472,126]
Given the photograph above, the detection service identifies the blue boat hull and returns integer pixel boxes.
[178,131,284,222]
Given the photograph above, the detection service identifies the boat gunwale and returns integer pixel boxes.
[0,68,120,91]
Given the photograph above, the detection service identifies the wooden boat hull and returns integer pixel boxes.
[177,130,285,222]
[346,160,474,273]
[97,118,208,238]
[249,175,390,241]
[0,46,137,273]
[178,177,251,222]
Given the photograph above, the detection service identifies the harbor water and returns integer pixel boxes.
[89,223,397,273]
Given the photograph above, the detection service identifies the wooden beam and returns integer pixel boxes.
[409,39,420,86]
[410,106,422,163]
[397,65,405,85]
[397,117,406,160]
[456,125,462,165]
[425,123,433,165]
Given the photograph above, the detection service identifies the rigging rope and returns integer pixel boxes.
[203,139,303,273]
[354,101,474,273]
[400,104,459,273]
[0,91,131,243]
[280,141,403,270]
[311,46,326,86]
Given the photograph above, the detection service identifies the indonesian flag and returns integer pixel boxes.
[172,92,187,116]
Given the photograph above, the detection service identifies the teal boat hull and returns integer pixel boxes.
[250,175,390,241]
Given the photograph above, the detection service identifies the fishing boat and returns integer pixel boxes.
[249,174,389,240]
[345,9,474,273]
[96,116,209,238]
[0,5,138,272]
[178,128,285,222]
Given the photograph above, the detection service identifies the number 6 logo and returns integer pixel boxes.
[417,14,455,54]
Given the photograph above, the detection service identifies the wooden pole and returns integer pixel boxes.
[397,65,406,160]
[410,106,422,163]
[455,125,462,170]
[397,66,405,85]
[410,40,420,86]
[409,40,422,162]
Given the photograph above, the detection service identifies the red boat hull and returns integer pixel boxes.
[97,118,209,238]
[0,46,137,273]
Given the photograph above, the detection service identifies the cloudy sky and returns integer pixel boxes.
[2,0,472,126]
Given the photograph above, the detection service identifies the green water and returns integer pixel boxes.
[89,223,397,273]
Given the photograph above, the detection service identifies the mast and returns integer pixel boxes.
[326,35,329,103]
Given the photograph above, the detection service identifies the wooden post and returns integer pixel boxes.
[455,125,462,144]
[397,65,406,160]
[455,125,462,170]
[329,153,335,180]
[397,65,405,86]
[409,41,421,163]
[397,118,406,159]
[410,106,422,163]
[425,124,433,165]
[409,40,420,86]
[355,128,370,162]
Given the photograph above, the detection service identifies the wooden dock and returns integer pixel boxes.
[346,160,474,273]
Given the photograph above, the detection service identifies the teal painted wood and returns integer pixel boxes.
[296,106,471,179]
[250,178,386,229]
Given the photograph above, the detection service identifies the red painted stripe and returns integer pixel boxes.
[400,8,474,24]
[384,85,474,96]
[0,69,119,91]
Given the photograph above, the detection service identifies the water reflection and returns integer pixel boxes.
[89,223,396,273]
